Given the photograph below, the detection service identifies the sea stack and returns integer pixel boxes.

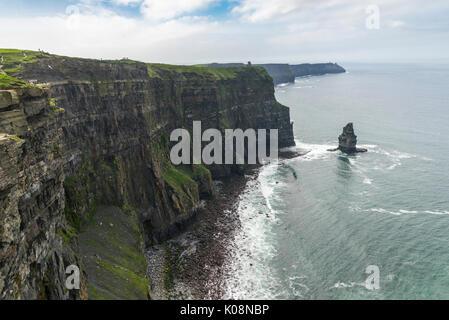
[328,123,367,153]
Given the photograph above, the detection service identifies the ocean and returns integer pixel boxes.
[222,63,449,299]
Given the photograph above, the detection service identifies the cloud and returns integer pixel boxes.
[232,0,306,23]
[140,0,218,21]
[231,0,449,25]
[0,6,218,63]
[1,0,449,64]
[112,0,142,5]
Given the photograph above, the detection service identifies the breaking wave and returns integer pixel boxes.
[366,208,449,216]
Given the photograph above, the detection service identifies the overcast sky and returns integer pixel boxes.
[1,0,448,64]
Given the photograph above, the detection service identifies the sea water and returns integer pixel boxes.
[222,63,449,299]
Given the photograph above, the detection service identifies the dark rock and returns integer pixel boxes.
[0,88,87,300]
[0,51,296,299]
[328,123,367,153]
[255,64,295,85]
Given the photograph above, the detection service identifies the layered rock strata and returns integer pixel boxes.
[0,50,295,299]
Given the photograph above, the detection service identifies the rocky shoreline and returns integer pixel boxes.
[146,149,305,300]
[147,171,255,299]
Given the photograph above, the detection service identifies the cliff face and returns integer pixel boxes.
[290,63,346,78]
[0,87,86,300]
[206,62,345,85]
[255,64,295,85]
[0,50,295,299]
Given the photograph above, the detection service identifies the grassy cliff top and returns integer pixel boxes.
[147,63,270,81]
[0,49,52,74]
[148,63,241,80]
[0,49,271,83]
[0,74,33,90]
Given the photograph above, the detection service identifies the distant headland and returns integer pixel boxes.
[205,62,346,85]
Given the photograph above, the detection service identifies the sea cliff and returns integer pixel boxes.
[0,49,294,299]
[290,63,346,78]
[205,62,346,85]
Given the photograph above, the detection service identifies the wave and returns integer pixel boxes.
[222,165,286,299]
[363,178,373,185]
[288,275,310,298]
[289,140,421,170]
[363,145,423,171]
[424,210,449,215]
[331,281,364,289]
[290,139,335,161]
[293,85,314,89]
[366,208,449,216]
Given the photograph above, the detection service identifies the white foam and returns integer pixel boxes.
[366,208,449,216]
[222,166,286,299]
[293,85,313,89]
[331,281,364,289]
[288,276,310,298]
[369,208,403,216]
[363,178,373,185]
[359,144,378,148]
[359,145,419,171]
[291,139,335,161]
[424,210,449,215]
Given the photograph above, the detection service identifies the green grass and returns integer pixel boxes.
[163,166,197,195]
[0,49,50,74]
[102,58,140,65]
[96,260,149,298]
[81,205,149,300]
[192,164,211,181]
[87,284,115,300]
[1,48,271,83]
[178,164,211,182]
[163,166,199,209]
[147,63,244,80]
[56,225,78,244]
[9,135,23,142]
[0,74,31,90]
[48,97,65,115]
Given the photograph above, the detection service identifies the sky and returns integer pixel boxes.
[0,0,448,64]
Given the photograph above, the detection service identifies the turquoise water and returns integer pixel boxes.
[223,64,449,299]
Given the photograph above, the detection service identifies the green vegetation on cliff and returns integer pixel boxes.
[78,206,149,300]
[1,48,272,86]
[177,164,213,197]
[0,74,31,90]
[0,49,50,74]
[63,163,98,233]
[163,166,196,192]
[63,156,124,234]
[147,63,240,80]
[147,63,271,81]
[163,166,198,208]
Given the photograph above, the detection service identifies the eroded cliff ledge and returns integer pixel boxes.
[0,49,295,299]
